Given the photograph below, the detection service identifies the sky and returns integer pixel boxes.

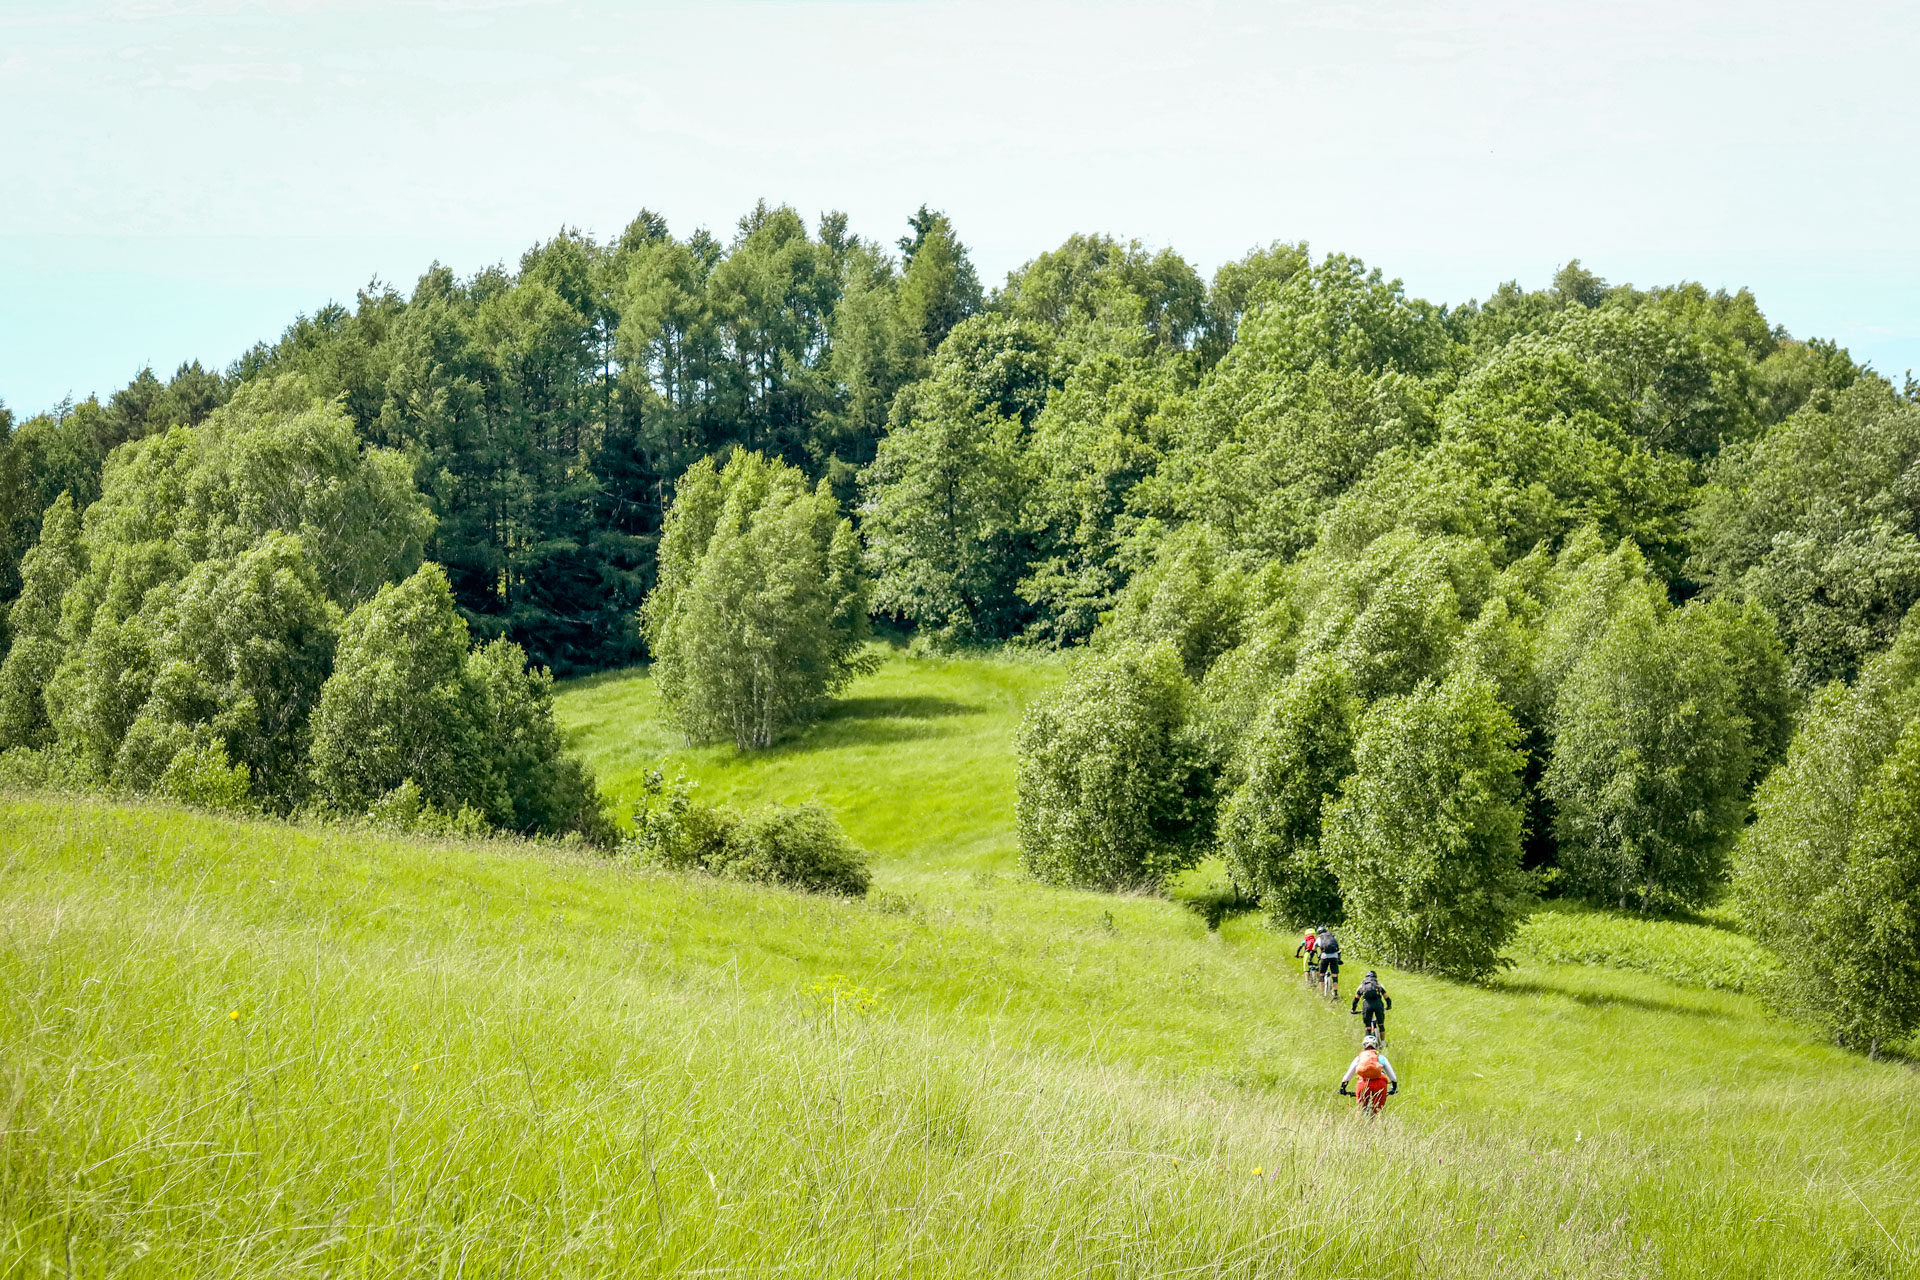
[3,0,1917,416]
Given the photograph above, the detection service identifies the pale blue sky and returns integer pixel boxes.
[3,0,1917,416]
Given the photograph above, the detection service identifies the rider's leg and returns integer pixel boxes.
[1356,1078,1389,1115]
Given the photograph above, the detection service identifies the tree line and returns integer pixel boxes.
[3,205,1918,1047]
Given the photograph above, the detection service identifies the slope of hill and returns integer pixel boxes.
[554,647,1066,877]
[4,779,1917,1277]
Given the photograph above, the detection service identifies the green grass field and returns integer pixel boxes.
[4,650,1918,1277]
[555,646,1066,877]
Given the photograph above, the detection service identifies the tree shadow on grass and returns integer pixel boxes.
[1179,889,1261,932]
[738,696,985,760]
[1493,977,1734,1022]
[820,696,980,722]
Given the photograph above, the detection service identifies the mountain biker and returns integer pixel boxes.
[1339,1034,1398,1114]
[1295,928,1320,984]
[1315,929,1342,996]
[1351,970,1391,1041]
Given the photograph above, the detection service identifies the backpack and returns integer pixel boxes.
[1355,1049,1387,1081]
[1356,977,1383,1004]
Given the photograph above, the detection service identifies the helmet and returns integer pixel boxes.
[1365,970,1377,980]
[1362,1035,1379,1050]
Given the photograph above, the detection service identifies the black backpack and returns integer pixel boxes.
[1356,977,1383,1004]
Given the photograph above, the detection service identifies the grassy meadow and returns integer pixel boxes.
[555,645,1066,876]
[3,649,1918,1277]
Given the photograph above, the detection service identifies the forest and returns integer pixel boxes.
[3,201,1919,1049]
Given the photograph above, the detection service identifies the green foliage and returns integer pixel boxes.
[1691,381,1920,687]
[996,234,1206,354]
[187,378,434,605]
[306,563,485,815]
[1294,532,1492,703]
[1736,621,1920,1054]
[644,451,872,749]
[1217,655,1356,926]
[0,492,84,752]
[1231,254,1454,380]
[156,739,254,813]
[1102,528,1252,679]
[123,534,339,805]
[863,316,1047,641]
[1819,721,1920,1052]
[711,802,872,896]
[627,771,869,896]
[1017,348,1193,642]
[28,382,433,791]
[365,777,490,839]
[466,637,611,842]
[1015,644,1217,889]
[1546,594,1782,911]
[307,563,606,840]
[1324,672,1530,979]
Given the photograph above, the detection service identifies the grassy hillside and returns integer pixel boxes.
[555,647,1065,876]
[3,652,1916,1276]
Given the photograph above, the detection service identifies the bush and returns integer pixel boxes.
[627,772,870,897]
[365,779,490,840]
[1015,643,1218,890]
[0,745,92,793]
[1324,671,1530,980]
[711,803,872,897]
[156,739,254,813]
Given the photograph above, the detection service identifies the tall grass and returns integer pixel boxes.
[1511,900,1779,993]
[4,795,1918,1276]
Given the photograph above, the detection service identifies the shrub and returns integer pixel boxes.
[710,803,872,897]
[0,745,92,793]
[365,779,490,839]
[157,740,255,814]
[629,770,739,872]
[1324,671,1530,979]
[1015,643,1218,890]
[627,773,870,897]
